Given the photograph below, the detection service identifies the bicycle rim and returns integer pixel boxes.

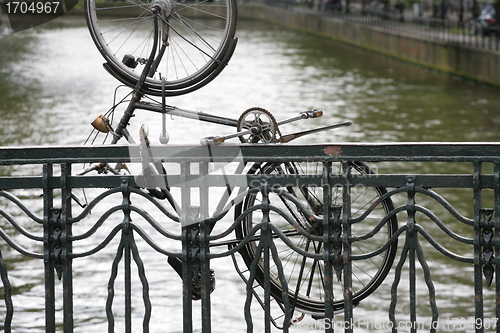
[84,0,237,96]
[235,161,398,315]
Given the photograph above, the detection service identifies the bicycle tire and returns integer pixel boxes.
[235,161,398,315]
[84,0,238,96]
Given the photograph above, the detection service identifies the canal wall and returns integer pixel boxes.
[239,3,500,87]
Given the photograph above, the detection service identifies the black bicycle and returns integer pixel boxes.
[82,0,398,317]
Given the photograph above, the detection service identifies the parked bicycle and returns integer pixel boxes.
[81,0,398,320]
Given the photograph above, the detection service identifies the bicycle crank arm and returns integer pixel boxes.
[276,109,324,126]
[280,121,352,143]
[202,126,256,144]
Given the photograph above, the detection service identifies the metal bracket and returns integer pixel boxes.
[49,207,64,280]
[480,208,495,286]
[330,205,343,282]
[406,175,416,237]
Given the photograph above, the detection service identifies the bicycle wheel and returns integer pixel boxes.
[235,161,398,315]
[84,0,238,96]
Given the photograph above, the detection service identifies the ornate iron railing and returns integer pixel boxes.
[0,143,500,332]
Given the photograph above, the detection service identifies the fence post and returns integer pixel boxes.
[494,162,500,325]
[323,161,335,332]
[180,161,198,332]
[341,161,354,333]
[473,162,485,333]
[60,163,74,332]
[43,163,56,332]
[199,161,212,333]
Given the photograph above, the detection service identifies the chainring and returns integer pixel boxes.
[236,107,281,143]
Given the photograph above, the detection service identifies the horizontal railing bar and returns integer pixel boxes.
[0,174,494,190]
[0,177,44,189]
[137,174,495,189]
[351,174,495,189]
[1,143,500,165]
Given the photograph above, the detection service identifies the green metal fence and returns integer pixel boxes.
[0,143,499,332]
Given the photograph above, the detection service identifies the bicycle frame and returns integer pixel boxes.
[82,9,391,319]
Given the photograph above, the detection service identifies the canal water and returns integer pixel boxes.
[1,14,500,332]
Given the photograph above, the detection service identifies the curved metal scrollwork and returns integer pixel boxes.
[0,145,499,332]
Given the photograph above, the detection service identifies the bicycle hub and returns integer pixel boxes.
[152,0,173,20]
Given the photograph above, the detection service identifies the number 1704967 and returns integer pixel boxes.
[5,1,60,14]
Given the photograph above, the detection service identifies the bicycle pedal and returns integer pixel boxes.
[200,136,225,145]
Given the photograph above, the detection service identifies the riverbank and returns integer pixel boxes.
[239,2,500,87]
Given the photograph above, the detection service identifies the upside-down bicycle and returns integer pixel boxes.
[81,0,398,319]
